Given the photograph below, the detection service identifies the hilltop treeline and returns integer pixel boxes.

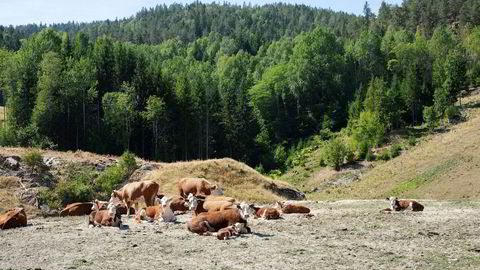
[0,1,479,171]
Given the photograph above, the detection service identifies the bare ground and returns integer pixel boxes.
[1,200,480,270]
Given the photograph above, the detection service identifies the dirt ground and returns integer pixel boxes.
[1,200,480,270]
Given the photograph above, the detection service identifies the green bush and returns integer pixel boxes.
[255,163,265,174]
[324,138,346,171]
[22,151,45,173]
[268,169,283,179]
[357,141,370,160]
[274,144,287,168]
[378,150,390,161]
[55,179,94,205]
[95,165,126,195]
[445,105,460,123]
[119,151,138,174]
[407,136,417,146]
[423,105,437,130]
[389,144,402,159]
[37,189,61,209]
[345,148,355,163]
[365,149,375,161]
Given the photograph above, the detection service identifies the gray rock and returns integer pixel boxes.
[263,182,306,200]
[4,157,20,170]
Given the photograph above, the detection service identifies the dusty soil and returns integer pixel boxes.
[1,200,480,270]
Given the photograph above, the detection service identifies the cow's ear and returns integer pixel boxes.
[249,204,254,208]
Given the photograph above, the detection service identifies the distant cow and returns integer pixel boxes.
[89,203,122,227]
[110,180,159,217]
[178,178,216,198]
[384,197,424,212]
[187,203,253,235]
[275,201,310,214]
[251,204,281,219]
[60,202,93,217]
[0,207,27,230]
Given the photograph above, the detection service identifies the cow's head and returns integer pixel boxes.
[387,197,399,210]
[187,193,198,210]
[160,196,172,207]
[107,203,117,216]
[238,202,255,220]
[275,201,284,209]
[109,190,121,204]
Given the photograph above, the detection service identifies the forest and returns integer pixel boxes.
[0,0,479,172]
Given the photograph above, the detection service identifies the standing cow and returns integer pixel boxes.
[177,178,217,198]
[110,180,159,217]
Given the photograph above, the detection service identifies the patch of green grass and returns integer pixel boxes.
[389,158,460,195]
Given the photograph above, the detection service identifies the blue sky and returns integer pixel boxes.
[0,0,403,26]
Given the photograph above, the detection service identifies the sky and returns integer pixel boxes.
[0,0,403,26]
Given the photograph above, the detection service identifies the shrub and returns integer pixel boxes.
[389,144,402,159]
[407,136,416,146]
[268,169,282,179]
[324,138,346,171]
[378,150,390,161]
[423,105,437,130]
[352,111,386,148]
[255,163,265,174]
[22,150,45,173]
[37,189,61,209]
[95,165,126,195]
[274,144,287,168]
[445,105,460,123]
[365,149,375,161]
[357,141,370,160]
[345,148,355,163]
[119,151,138,174]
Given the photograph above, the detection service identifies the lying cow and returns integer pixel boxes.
[89,203,122,227]
[135,196,178,223]
[187,194,237,216]
[60,202,94,217]
[275,201,310,214]
[178,177,216,198]
[110,180,159,217]
[216,223,246,240]
[250,204,281,219]
[187,202,253,235]
[0,207,27,230]
[384,197,424,212]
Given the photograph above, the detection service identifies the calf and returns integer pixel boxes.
[60,202,94,217]
[275,201,310,214]
[135,196,177,223]
[251,204,281,219]
[385,197,424,212]
[110,180,159,217]
[216,223,248,240]
[89,203,122,227]
[178,177,216,198]
[0,207,27,230]
[187,203,253,234]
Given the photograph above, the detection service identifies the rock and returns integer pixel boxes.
[311,187,321,193]
[263,182,306,200]
[4,157,20,170]
[138,163,154,171]
[43,157,62,167]
[18,189,39,207]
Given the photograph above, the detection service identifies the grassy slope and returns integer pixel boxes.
[287,93,480,200]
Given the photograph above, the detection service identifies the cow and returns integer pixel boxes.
[178,177,217,198]
[110,180,159,217]
[187,202,253,235]
[0,207,27,230]
[88,203,122,227]
[135,196,177,223]
[250,204,281,219]
[60,202,94,217]
[384,197,424,212]
[205,195,236,203]
[169,196,189,213]
[275,201,310,214]
[187,193,237,215]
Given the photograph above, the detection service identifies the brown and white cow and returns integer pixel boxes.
[216,223,245,240]
[178,178,217,198]
[0,207,27,230]
[187,202,253,235]
[89,203,122,227]
[110,180,159,217]
[187,193,237,215]
[135,196,178,223]
[251,204,281,219]
[384,197,424,212]
[60,202,94,217]
[275,201,310,214]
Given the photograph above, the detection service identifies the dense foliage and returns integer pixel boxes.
[0,1,478,171]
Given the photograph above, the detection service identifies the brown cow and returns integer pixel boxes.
[110,180,159,217]
[187,193,237,215]
[385,197,424,212]
[275,201,310,214]
[0,207,27,230]
[178,178,217,198]
[205,195,236,203]
[170,196,189,213]
[89,203,122,227]
[187,203,253,234]
[135,196,177,223]
[251,204,281,219]
[60,202,94,217]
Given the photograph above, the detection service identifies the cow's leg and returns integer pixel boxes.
[125,201,131,217]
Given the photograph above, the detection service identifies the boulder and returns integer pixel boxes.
[4,157,20,170]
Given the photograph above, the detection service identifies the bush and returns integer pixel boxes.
[357,141,370,160]
[274,144,287,168]
[389,144,402,159]
[378,150,390,161]
[255,163,265,174]
[119,151,138,174]
[324,138,346,171]
[423,105,437,130]
[445,105,460,123]
[37,189,61,209]
[268,169,282,179]
[365,149,375,161]
[407,136,416,146]
[95,165,126,195]
[345,148,355,163]
[22,151,45,173]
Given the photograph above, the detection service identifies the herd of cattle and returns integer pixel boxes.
[0,177,425,240]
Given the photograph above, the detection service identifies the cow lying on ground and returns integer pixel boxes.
[275,201,310,214]
[110,180,159,217]
[250,204,281,219]
[216,223,246,240]
[187,203,253,235]
[135,196,178,223]
[94,199,136,215]
[0,207,27,230]
[60,202,94,216]
[89,203,122,227]
[178,177,217,198]
[383,197,424,212]
[187,194,237,215]
[169,196,189,213]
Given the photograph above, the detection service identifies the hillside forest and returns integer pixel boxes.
[0,0,479,173]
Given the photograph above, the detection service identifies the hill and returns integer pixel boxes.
[282,91,480,200]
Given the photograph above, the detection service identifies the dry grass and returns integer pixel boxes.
[308,93,480,200]
[0,106,5,121]
[142,158,292,203]
[0,176,38,216]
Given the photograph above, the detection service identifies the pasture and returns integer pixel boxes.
[1,200,480,269]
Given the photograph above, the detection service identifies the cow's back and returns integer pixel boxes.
[0,208,27,230]
[60,202,93,216]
